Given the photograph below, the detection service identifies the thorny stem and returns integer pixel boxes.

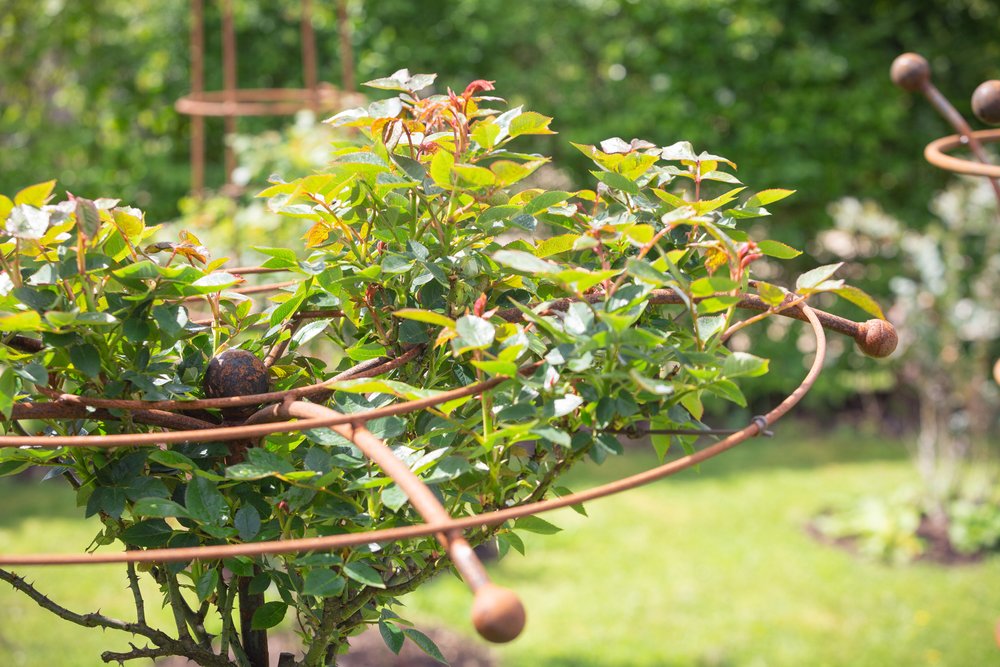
[165,572,194,643]
[126,562,146,626]
[303,598,339,666]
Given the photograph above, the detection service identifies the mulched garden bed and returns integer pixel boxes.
[806,515,985,566]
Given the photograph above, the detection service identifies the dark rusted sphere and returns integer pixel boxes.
[890,53,930,92]
[972,80,1000,125]
[202,349,270,419]
[855,319,898,358]
[471,584,526,643]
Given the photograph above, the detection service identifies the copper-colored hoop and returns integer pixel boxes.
[0,307,827,569]
[924,129,1000,178]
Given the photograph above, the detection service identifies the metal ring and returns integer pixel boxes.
[924,128,1000,177]
[0,306,828,565]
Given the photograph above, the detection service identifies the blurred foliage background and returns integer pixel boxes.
[4,0,999,224]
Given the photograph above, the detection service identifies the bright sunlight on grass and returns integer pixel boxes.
[1,425,998,666]
[403,427,1000,667]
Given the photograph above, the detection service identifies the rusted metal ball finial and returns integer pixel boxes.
[972,80,1000,125]
[854,319,898,358]
[471,584,526,643]
[891,53,931,92]
[202,349,270,419]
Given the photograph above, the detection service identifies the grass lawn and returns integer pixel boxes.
[403,427,1000,667]
[1,425,998,666]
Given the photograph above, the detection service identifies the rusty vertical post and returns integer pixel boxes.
[221,0,238,186]
[190,0,206,196]
[301,0,319,110]
[336,0,355,92]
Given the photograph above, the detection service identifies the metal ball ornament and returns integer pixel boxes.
[890,53,930,92]
[972,80,1000,126]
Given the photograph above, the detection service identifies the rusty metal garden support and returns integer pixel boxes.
[177,0,361,195]
[0,284,876,641]
[891,53,1000,190]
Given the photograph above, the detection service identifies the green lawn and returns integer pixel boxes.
[1,426,998,666]
[404,428,1000,667]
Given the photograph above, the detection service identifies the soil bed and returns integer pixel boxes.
[806,514,986,566]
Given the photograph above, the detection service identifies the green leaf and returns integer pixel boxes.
[707,379,747,407]
[508,111,556,137]
[6,205,49,239]
[696,296,740,314]
[490,159,544,186]
[234,505,261,541]
[0,368,16,419]
[523,190,571,216]
[471,120,501,150]
[132,498,192,519]
[14,180,56,207]
[363,69,436,93]
[148,450,196,471]
[623,259,666,286]
[430,150,456,189]
[531,427,571,447]
[380,620,405,655]
[747,188,795,207]
[381,484,409,511]
[251,601,288,630]
[269,287,308,327]
[343,561,385,588]
[493,249,559,275]
[592,170,639,195]
[757,239,802,259]
[0,311,42,332]
[69,344,101,379]
[452,163,496,188]
[403,629,448,664]
[470,359,517,376]
[393,309,456,329]
[755,281,786,307]
[75,197,101,238]
[122,519,173,547]
[190,272,240,293]
[455,315,495,351]
[195,569,219,603]
[629,369,675,395]
[514,515,562,535]
[722,352,770,378]
[303,570,346,597]
[796,263,843,291]
[832,286,886,319]
[690,276,738,297]
[113,260,161,283]
[185,477,229,526]
[534,234,580,258]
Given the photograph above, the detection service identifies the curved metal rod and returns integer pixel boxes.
[925,129,1000,178]
[18,346,424,416]
[0,304,826,566]
[249,400,522,641]
[256,401,492,592]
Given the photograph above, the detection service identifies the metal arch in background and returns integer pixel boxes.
[177,0,364,195]
[890,52,1000,200]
